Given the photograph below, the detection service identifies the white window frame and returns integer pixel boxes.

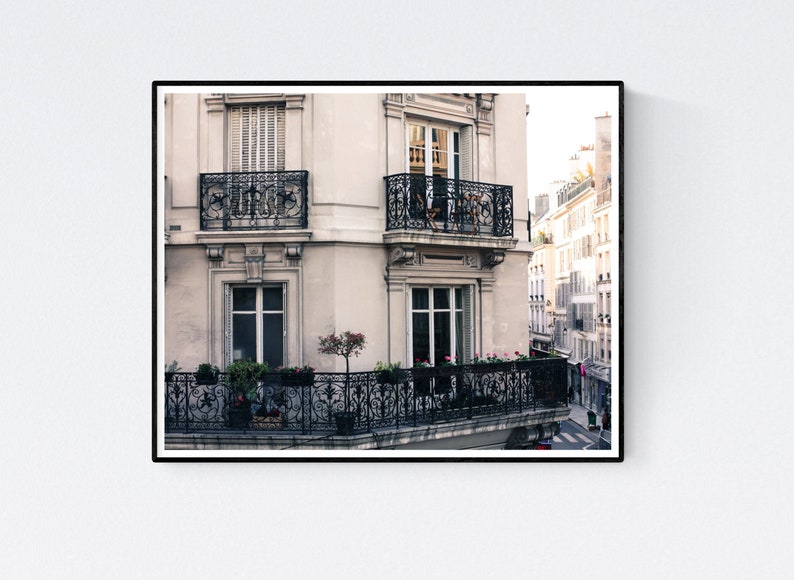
[406,120,472,181]
[226,283,286,367]
[409,285,473,366]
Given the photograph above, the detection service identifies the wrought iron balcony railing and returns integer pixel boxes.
[199,171,309,231]
[556,178,594,207]
[164,356,567,434]
[385,174,514,237]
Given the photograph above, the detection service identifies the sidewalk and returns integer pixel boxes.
[566,401,602,431]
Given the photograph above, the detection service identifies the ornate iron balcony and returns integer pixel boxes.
[199,171,309,231]
[164,356,567,435]
[385,174,514,237]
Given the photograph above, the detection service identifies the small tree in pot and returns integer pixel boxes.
[318,331,367,434]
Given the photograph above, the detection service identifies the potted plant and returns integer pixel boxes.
[318,331,367,434]
[165,360,181,382]
[194,363,219,385]
[374,360,402,385]
[226,360,270,427]
[412,358,432,396]
[251,406,285,430]
[277,365,315,387]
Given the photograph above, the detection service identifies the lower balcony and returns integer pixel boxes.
[163,356,568,450]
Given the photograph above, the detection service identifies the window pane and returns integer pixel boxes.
[412,288,429,310]
[232,313,256,361]
[233,287,256,311]
[409,124,425,174]
[412,312,430,363]
[434,311,451,364]
[432,128,448,177]
[261,286,283,311]
[433,288,450,310]
[262,313,283,367]
[454,288,462,310]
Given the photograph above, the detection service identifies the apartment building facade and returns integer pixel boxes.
[161,89,533,378]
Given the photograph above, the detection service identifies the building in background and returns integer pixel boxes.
[528,113,613,412]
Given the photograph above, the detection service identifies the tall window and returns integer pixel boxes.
[408,121,471,180]
[411,286,472,365]
[227,285,285,367]
[230,104,285,172]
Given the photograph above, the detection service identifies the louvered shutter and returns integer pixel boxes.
[230,104,285,172]
[224,285,233,368]
[461,285,473,362]
[460,125,473,181]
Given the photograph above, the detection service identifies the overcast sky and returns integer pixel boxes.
[525,85,619,213]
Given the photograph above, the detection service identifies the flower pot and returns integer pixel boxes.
[228,405,252,428]
[281,372,314,387]
[334,411,355,435]
[194,371,218,385]
[250,415,285,430]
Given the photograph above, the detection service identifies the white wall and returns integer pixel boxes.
[4,1,793,579]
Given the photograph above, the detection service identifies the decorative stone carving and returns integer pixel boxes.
[482,251,505,270]
[244,244,264,282]
[285,243,303,259]
[206,244,224,262]
[388,246,416,267]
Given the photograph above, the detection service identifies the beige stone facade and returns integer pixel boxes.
[161,89,532,376]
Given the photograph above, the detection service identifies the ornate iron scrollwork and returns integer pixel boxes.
[384,174,513,237]
[200,170,309,231]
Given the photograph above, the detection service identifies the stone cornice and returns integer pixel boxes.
[383,231,517,251]
[195,230,313,246]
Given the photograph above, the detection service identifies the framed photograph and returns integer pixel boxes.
[153,81,623,462]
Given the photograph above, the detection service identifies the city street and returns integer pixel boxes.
[553,418,600,450]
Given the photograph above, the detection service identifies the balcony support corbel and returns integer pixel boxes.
[482,251,505,270]
[388,246,416,267]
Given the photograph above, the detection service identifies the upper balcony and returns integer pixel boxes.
[199,171,309,231]
[385,174,514,238]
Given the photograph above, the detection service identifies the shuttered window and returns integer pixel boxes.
[230,104,285,172]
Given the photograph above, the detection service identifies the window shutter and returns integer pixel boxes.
[224,285,233,368]
[230,104,285,172]
[462,285,473,362]
[460,125,472,181]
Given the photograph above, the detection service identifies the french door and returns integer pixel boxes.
[411,286,472,365]
[226,285,285,367]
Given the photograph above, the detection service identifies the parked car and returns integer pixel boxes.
[535,438,552,450]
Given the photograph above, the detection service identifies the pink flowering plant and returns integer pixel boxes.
[440,355,459,366]
[277,365,315,374]
[413,358,432,368]
[471,349,537,364]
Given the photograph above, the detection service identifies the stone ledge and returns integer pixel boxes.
[164,407,570,451]
[383,231,518,250]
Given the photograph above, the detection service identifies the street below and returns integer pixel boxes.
[553,418,600,450]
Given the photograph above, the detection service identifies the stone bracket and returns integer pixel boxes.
[482,251,505,270]
[388,245,416,267]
